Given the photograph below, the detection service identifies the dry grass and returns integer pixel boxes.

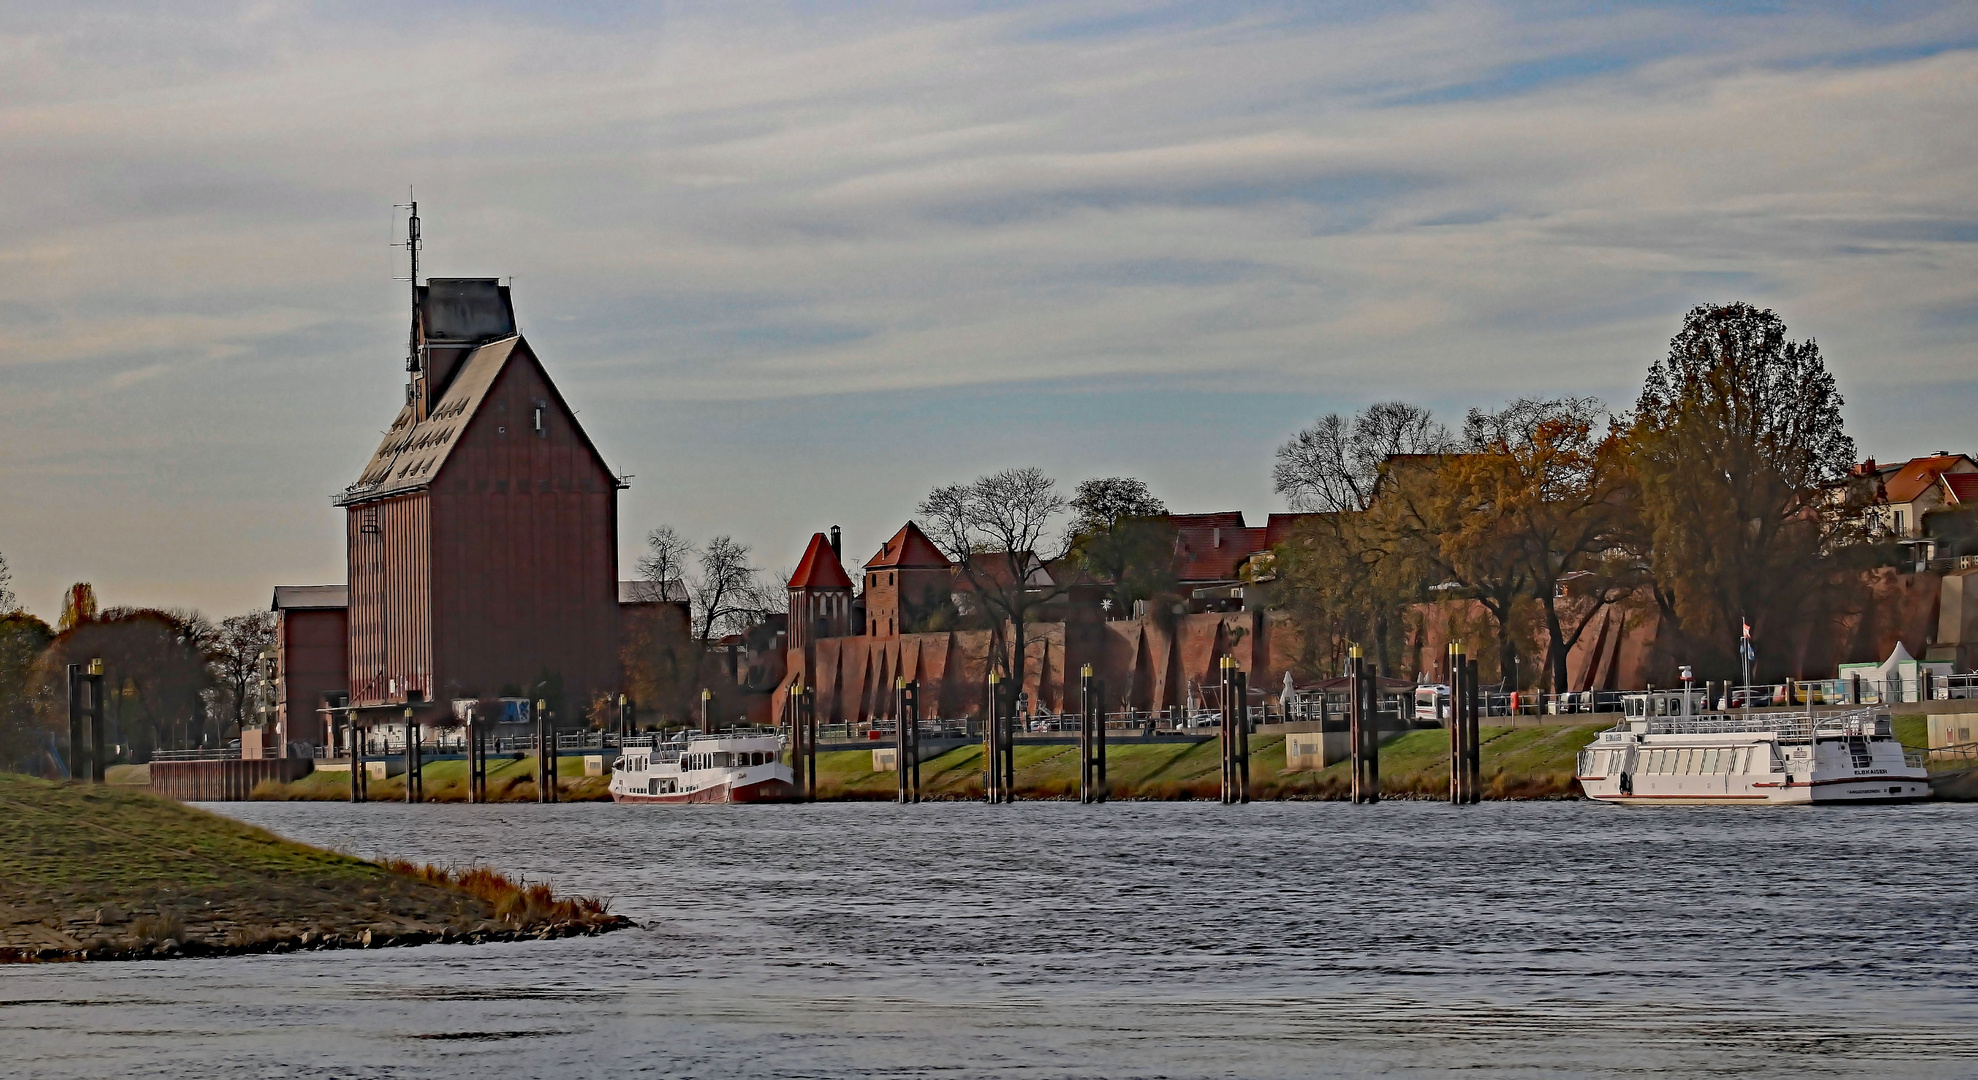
[376,859,612,928]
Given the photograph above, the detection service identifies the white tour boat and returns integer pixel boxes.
[1578,691,1930,805]
[609,731,796,804]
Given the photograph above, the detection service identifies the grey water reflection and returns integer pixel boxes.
[6,800,1978,1078]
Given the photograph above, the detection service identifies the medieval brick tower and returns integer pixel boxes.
[334,275,623,727]
[862,522,952,638]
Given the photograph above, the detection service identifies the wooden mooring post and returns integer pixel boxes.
[350,720,368,802]
[1447,648,1481,804]
[701,688,714,735]
[1447,644,1468,804]
[1462,657,1481,802]
[403,708,423,804]
[1079,665,1107,804]
[1348,647,1378,804]
[534,699,557,804]
[787,683,816,802]
[466,709,485,804]
[983,672,1002,802]
[65,659,105,783]
[1218,657,1250,804]
[896,678,921,804]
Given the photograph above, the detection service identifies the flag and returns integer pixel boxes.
[1740,617,1755,664]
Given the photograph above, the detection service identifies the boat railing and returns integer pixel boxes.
[1626,706,1891,741]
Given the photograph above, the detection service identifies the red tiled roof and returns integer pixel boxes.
[1945,473,1978,506]
[864,522,951,571]
[1174,524,1268,583]
[1884,454,1975,505]
[1166,511,1248,530]
[1262,513,1322,547]
[787,533,852,590]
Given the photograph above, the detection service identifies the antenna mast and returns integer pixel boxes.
[400,196,422,374]
[393,192,424,409]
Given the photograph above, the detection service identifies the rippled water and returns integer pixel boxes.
[7,800,1978,1078]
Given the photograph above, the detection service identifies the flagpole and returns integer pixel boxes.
[1741,615,1752,723]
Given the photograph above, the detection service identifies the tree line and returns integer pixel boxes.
[1270,301,1879,688]
[0,575,275,773]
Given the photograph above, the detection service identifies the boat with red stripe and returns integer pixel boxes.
[610,731,797,804]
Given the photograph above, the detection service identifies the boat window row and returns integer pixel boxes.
[683,750,776,771]
[1639,746,1769,775]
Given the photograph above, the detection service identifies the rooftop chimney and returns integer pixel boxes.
[829,525,842,561]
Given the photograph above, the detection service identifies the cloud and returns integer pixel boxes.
[0,0,1975,613]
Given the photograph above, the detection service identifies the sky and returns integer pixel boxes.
[2,0,1975,620]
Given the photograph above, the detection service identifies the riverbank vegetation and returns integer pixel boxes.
[249,754,613,802]
[0,774,624,962]
[813,725,1605,801]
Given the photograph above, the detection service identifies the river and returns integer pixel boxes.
[6,800,1978,1078]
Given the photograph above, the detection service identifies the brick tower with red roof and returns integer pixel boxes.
[786,531,853,651]
[862,522,953,639]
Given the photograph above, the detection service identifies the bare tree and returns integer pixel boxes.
[0,551,17,614]
[635,526,692,602]
[918,467,1071,700]
[1273,401,1453,513]
[690,536,772,646]
[210,610,277,736]
[1271,403,1452,674]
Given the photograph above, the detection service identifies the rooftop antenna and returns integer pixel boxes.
[393,190,422,377]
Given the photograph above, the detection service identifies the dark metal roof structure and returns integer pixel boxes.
[619,579,689,604]
[272,584,349,611]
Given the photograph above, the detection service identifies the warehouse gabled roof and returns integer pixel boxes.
[338,336,519,505]
[335,334,614,507]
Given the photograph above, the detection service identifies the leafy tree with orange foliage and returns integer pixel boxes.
[1431,398,1640,692]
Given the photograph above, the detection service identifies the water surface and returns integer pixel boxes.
[5,800,1977,1078]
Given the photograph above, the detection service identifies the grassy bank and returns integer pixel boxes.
[0,774,624,963]
[251,754,612,802]
[817,724,1607,801]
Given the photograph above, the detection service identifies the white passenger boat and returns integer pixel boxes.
[609,731,796,804]
[1578,691,1930,805]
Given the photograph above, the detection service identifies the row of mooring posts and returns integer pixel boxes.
[983,672,1017,802]
[1447,643,1482,805]
[1219,656,1250,804]
[1079,665,1108,804]
[343,699,550,804]
[1347,647,1379,804]
[896,678,923,803]
[65,659,106,783]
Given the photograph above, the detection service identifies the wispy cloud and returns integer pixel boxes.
[1,0,1975,613]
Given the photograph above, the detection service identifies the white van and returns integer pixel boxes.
[1414,684,1451,722]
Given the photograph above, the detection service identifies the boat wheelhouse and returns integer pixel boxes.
[609,730,796,804]
[1577,693,1929,805]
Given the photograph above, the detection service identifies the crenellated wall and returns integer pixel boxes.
[775,611,1301,724]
